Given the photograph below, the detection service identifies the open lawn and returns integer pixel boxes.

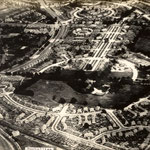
[18,79,116,108]
[17,79,147,109]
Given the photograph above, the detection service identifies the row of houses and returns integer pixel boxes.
[7,0,40,9]
[72,106,101,114]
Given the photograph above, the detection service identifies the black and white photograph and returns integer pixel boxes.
[0,0,150,150]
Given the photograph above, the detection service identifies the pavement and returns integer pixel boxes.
[2,0,68,74]
[80,23,123,71]
[0,85,47,113]
[1,1,150,150]
[117,59,138,81]
[51,104,114,150]
[39,60,66,73]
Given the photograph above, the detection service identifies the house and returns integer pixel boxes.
[106,134,111,138]
[83,107,88,112]
[12,130,20,137]
[137,120,142,125]
[139,111,148,117]
[141,101,149,106]
[140,143,147,150]
[41,124,47,133]
[125,132,130,138]
[94,130,99,135]
[125,131,133,137]
[77,109,82,113]
[108,125,113,130]
[72,109,76,114]
[89,108,95,112]
[92,114,96,124]
[133,128,138,133]
[95,106,100,111]
[46,116,55,127]
[61,117,67,130]
[112,123,117,128]
[52,107,61,112]
[0,113,3,119]
[28,115,36,122]
[84,132,94,139]
[78,116,82,125]
[36,113,45,118]
[99,127,107,133]
[16,113,25,121]
[33,126,40,135]
[118,132,123,137]
[131,121,136,126]
[143,121,148,126]
[112,132,117,136]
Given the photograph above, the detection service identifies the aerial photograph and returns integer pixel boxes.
[0,0,150,149]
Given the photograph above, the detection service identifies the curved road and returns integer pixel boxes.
[51,105,114,150]
[0,134,14,150]
[2,0,67,74]
[0,128,19,150]
[118,59,138,81]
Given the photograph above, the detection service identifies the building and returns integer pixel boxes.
[12,130,20,137]
[0,113,3,119]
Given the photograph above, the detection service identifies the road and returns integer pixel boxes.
[38,60,65,73]
[73,7,83,19]
[106,109,125,128]
[61,7,84,25]
[3,93,46,113]
[117,59,138,81]
[0,128,20,150]
[6,25,67,73]
[92,98,150,142]
[37,0,58,19]
[23,134,64,150]
[51,97,150,149]
[50,104,115,150]
[81,23,123,71]
[1,84,150,150]
[0,86,48,113]
[140,1,150,7]
[3,0,68,74]
[52,103,150,149]
[0,134,14,150]
[132,1,150,21]
[124,96,150,111]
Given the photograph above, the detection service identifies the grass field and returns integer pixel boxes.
[18,79,139,109]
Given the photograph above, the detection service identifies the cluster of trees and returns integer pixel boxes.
[69,0,81,8]
[58,96,88,106]
[139,65,150,72]
[36,9,57,24]
[112,25,143,57]
[58,97,77,104]
[111,83,150,109]
[0,31,50,70]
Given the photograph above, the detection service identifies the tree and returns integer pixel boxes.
[74,70,86,80]
[82,100,88,106]
[83,123,89,129]
[85,64,92,70]
[59,98,66,104]
[85,38,90,44]
[70,97,77,104]
[52,95,56,100]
